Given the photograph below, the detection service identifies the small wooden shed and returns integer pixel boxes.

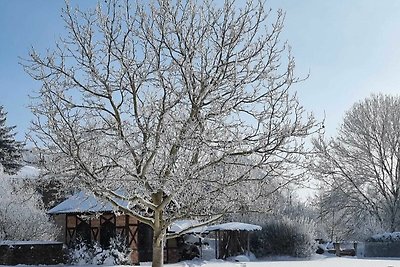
[207,222,261,259]
[48,191,179,264]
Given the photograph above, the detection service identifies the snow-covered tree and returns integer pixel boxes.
[311,94,400,234]
[0,105,23,174]
[315,186,381,241]
[0,169,58,241]
[24,0,320,266]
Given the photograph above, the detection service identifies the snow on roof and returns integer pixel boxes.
[16,165,40,178]
[169,220,208,234]
[0,240,62,246]
[48,191,128,214]
[0,165,40,179]
[206,222,262,232]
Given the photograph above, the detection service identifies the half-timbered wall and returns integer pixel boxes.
[64,213,140,264]
[57,213,181,264]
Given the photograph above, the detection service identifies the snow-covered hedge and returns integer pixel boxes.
[250,217,316,258]
[368,232,400,242]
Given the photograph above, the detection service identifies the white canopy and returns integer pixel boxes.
[168,219,208,234]
[206,222,262,232]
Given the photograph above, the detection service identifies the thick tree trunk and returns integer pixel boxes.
[152,235,164,267]
[152,191,165,267]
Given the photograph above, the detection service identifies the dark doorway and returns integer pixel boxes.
[76,219,91,244]
[138,223,153,262]
[100,219,116,248]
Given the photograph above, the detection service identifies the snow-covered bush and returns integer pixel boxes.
[250,217,316,258]
[0,171,57,241]
[69,236,131,265]
[69,241,94,265]
[368,232,400,242]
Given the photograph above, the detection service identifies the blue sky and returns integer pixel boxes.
[1,1,400,141]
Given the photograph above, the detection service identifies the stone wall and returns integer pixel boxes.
[0,241,64,265]
[363,241,400,257]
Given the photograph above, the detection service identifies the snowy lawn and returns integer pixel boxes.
[160,255,400,267]
[160,258,398,267]
[2,256,400,267]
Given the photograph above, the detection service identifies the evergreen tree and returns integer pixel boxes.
[0,105,23,174]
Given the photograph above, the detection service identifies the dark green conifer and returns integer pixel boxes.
[0,106,23,174]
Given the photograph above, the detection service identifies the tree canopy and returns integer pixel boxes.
[312,94,400,235]
[24,0,319,265]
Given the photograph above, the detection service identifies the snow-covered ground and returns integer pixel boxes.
[2,256,400,267]
[155,256,400,267]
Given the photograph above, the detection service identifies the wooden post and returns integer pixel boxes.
[199,237,203,259]
[64,215,67,246]
[247,232,250,256]
[215,231,219,259]
[334,242,341,256]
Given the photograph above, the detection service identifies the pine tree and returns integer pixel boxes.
[0,106,23,174]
